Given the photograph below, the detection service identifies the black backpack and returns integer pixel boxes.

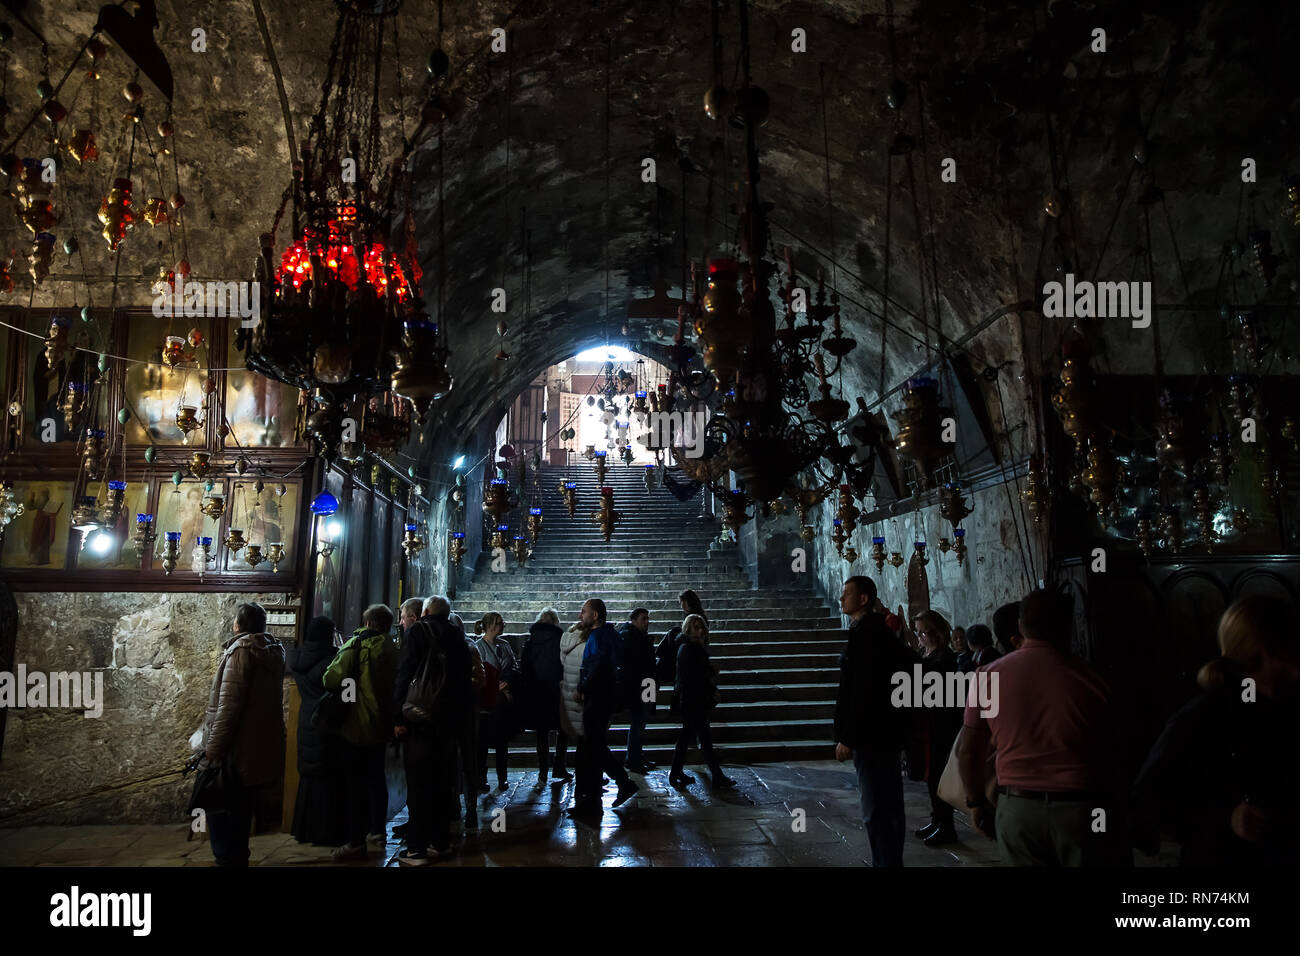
[655,627,680,689]
[402,627,447,728]
[312,635,364,733]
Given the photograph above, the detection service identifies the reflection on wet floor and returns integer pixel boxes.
[0,760,1179,867]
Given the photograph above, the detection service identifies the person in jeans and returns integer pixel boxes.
[323,604,398,861]
[474,612,520,791]
[833,575,919,868]
[394,596,472,865]
[669,614,735,789]
[521,608,571,787]
[617,607,658,773]
[198,601,286,867]
[958,587,1128,867]
[569,598,639,818]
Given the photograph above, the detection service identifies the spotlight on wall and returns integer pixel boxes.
[89,530,115,556]
[453,455,466,470]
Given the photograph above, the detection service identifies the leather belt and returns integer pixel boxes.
[999,786,1094,802]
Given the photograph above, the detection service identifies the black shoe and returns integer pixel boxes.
[497,780,509,791]
[612,781,639,807]
[534,775,547,789]
[915,822,939,839]
[552,769,574,782]
[924,826,958,847]
[478,783,491,794]
[710,772,737,790]
[669,771,695,787]
[641,760,658,770]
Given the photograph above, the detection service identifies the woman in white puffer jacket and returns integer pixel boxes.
[559,623,588,744]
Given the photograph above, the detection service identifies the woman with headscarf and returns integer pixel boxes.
[286,616,347,845]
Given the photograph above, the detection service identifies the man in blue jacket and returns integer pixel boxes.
[570,598,638,818]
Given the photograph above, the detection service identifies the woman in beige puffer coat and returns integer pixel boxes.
[559,623,588,741]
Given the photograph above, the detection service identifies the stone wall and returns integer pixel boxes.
[809,478,1047,634]
[0,590,290,826]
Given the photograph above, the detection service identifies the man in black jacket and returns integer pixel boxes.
[616,608,658,773]
[394,596,471,865]
[833,575,920,867]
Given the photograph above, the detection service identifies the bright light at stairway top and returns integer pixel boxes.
[576,346,635,362]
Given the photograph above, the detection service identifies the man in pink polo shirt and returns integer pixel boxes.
[957,588,1129,866]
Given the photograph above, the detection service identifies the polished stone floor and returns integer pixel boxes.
[0,761,1177,867]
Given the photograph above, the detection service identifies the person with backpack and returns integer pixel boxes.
[669,613,735,789]
[616,607,658,773]
[394,595,472,865]
[569,598,639,818]
[657,589,709,687]
[323,604,399,861]
[521,608,571,788]
[474,612,521,791]
[196,602,286,867]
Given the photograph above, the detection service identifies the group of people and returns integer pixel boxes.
[192,589,737,867]
[834,574,1300,867]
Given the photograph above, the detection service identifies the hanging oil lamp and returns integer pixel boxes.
[593,448,608,486]
[1227,374,1258,423]
[1258,445,1280,503]
[643,463,658,493]
[266,541,285,572]
[591,487,622,543]
[188,451,212,480]
[1155,389,1194,476]
[175,404,203,440]
[1022,455,1050,524]
[490,523,510,551]
[83,428,106,481]
[559,480,578,518]
[224,527,247,555]
[1190,484,1216,552]
[836,485,860,541]
[939,482,972,535]
[133,513,156,555]
[831,518,848,557]
[201,493,225,520]
[66,128,99,164]
[1051,339,1099,455]
[793,484,828,543]
[401,522,425,559]
[391,317,453,423]
[63,381,89,429]
[1135,509,1156,559]
[512,535,532,564]
[198,535,214,568]
[243,543,265,569]
[526,507,543,544]
[1281,415,1298,453]
[870,535,887,572]
[938,535,951,555]
[1235,312,1264,367]
[1081,435,1123,528]
[888,549,905,568]
[1207,433,1233,485]
[483,477,511,527]
[1248,229,1276,284]
[1161,505,1183,553]
[99,480,127,526]
[951,527,967,566]
[161,531,182,574]
[913,541,929,565]
[29,232,55,284]
[97,177,135,250]
[161,335,188,368]
[43,314,71,366]
[696,258,748,384]
[891,377,951,478]
[843,544,858,564]
[142,196,170,227]
[449,530,467,567]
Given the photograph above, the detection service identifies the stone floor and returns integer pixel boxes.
[0,761,1177,867]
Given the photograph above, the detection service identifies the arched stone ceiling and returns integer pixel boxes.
[6,0,1298,453]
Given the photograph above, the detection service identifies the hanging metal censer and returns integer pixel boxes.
[449,530,467,567]
[590,487,622,543]
[161,531,182,575]
[243,543,265,569]
[266,541,285,572]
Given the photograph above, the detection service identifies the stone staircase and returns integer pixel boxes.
[452,463,845,766]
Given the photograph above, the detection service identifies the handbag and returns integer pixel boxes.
[312,635,366,733]
[185,754,238,815]
[402,641,446,727]
[936,726,999,810]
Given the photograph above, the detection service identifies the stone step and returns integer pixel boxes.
[706,650,842,667]
[500,739,833,767]
[487,630,844,647]
[454,598,833,613]
[715,667,838,685]
[486,618,840,633]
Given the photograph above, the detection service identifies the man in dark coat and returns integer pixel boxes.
[616,607,658,773]
[833,576,920,868]
[570,598,638,817]
[521,608,571,786]
[198,601,286,867]
[394,596,471,865]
